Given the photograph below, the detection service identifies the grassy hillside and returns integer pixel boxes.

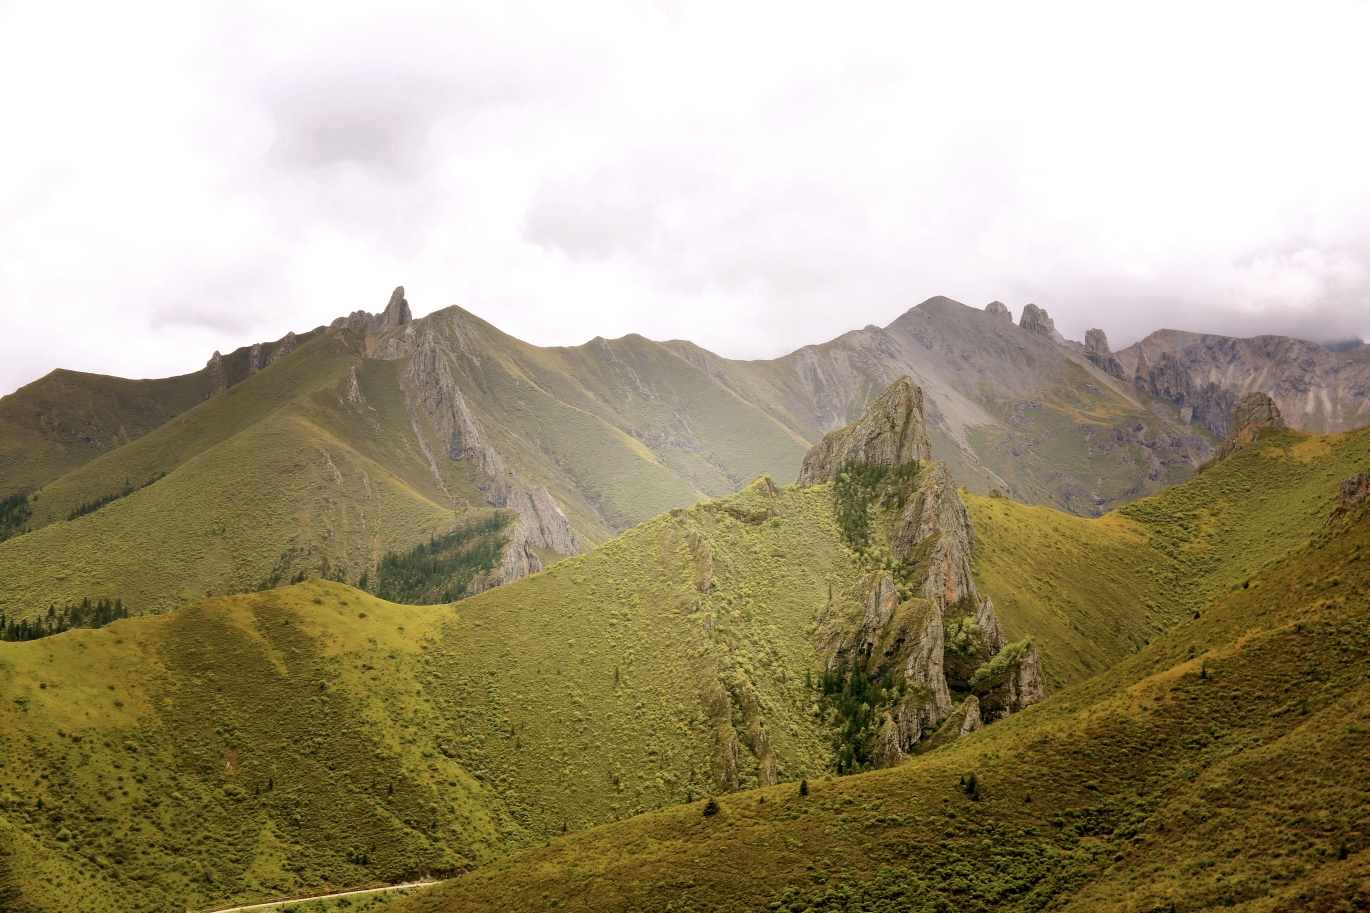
[0,330,485,621]
[387,457,1370,913]
[0,368,213,500]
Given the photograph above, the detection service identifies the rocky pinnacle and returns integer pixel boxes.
[796,376,932,485]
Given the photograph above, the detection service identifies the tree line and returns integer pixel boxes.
[0,597,130,642]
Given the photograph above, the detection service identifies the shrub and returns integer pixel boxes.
[703,798,720,817]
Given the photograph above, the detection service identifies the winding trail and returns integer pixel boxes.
[200,878,443,912]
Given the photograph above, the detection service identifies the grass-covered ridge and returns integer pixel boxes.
[387,447,1370,913]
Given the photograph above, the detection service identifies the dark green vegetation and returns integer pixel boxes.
[0,597,129,642]
[389,437,1370,912]
[369,512,512,604]
[832,460,922,553]
[0,491,30,542]
[64,472,164,521]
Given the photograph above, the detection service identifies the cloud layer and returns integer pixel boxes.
[2,1,1369,395]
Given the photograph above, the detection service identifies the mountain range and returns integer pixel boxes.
[0,291,1366,912]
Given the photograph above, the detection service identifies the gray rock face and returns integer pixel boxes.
[1019,304,1067,346]
[206,351,228,396]
[1132,350,1240,437]
[248,343,264,376]
[1116,328,1370,435]
[396,322,580,591]
[1328,472,1370,525]
[331,309,373,330]
[374,286,413,332]
[267,331,298,366]
[809,393,1042,766]
[1085,329,1127,380]
[796,376,932,485]
[1205,391,1289,467]
[985,301,1012,321]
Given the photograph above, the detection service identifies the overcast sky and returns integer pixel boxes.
[3,1,1369,396]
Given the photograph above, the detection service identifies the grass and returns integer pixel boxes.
[382,448,1370,913]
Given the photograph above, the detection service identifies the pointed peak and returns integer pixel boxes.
[797,376,932,485]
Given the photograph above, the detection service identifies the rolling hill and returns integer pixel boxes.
[1,381,1366,911]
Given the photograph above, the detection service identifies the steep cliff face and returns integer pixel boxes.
[801,378,1042,766]
[1117,329,1370,434]
[1084,329,1127,380]
[796,376,932,485]
[1203,391,1290,469]
[384,317,581,588]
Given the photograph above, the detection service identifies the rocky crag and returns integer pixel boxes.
[1116,328,1370,435]
[1200,391,1291,471]
[804,376,1042,767]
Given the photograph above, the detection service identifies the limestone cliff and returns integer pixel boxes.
[1084,329,1127,380]
[801,377,1042,766]
[796,376,931,485]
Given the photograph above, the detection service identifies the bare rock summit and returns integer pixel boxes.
[985,301,1012,321]
[1203,391,1289,469]
[796,376,932,485]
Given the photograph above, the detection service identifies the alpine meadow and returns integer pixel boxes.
[1,289,1368,913]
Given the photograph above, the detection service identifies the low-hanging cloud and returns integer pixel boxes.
[2,1,1369,396]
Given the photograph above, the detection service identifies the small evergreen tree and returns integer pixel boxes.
[799,779,809,797]
[703,798,720,817]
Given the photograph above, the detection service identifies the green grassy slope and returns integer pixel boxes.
[0,368,213,499]
[399,311,810,543]
[0,330,318,501]
[2,426,1366,909]
[968,426,1370,691]
[389,455,1370,913]
[0,582,505,913]
[0,332,483,621]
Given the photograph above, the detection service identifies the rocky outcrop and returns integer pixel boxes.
[796,376,932,485]
[249,343,264,376]
[267,331,298,366]
[808,383,1042,766]
[1328,472,1370,525]
[374,286,413,332]
[1203,391,1289,468]
[331,309,373,331]
[920,696,983,753]
[1019,304,1068,346]
[345,366,365,404]
[985,301,1012,321]
[206,351,228,396]
[1085,329,1127,380]
[395,321,580,591]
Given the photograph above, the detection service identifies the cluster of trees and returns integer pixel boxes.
[818,665,900,775]
[366,512,511,604]
[66,472,165,521]
[0,491,32,542]
[832,460,922,552]
[0,597,129,642]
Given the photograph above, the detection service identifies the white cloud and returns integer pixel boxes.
[2,0,1370,395]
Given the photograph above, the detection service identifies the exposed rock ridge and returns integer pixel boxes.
[392,313,580,591]
[803,377,1042,767]
[1202,391,1289,470]
[796,376,932,485]
[1085,329,1127,380]
[1116,329,1370,435]
[1019,303,1067,346]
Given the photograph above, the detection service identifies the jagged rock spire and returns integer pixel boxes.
[1084,328,1126,380]
[797,376,932,485]
[376,286,412,331]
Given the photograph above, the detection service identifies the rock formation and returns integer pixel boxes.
[796,376,932,485]
[1203,391,1289,469]
[1327,472,1370,525]
[985,301,1012,321]
[267,331,298,366]
[1019,304,1068,346]
[374,286,413,332]
[1084,329,1127,380]
[801,377,1042,766]
[1116,328,1370,435]
[206,351,228,396]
